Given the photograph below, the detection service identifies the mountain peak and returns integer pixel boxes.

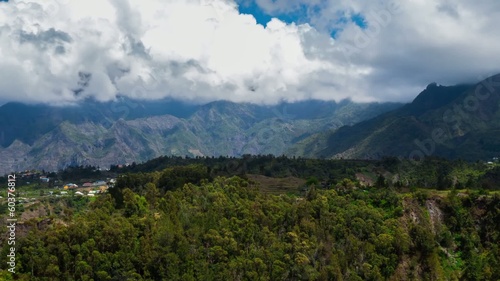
[425,82,438,90]
[407,83,471,115]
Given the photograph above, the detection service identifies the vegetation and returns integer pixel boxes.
[111,155,499,191]
[0,157,499,280]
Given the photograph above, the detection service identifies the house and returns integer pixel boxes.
[40,177,50,183]
[61,191,68,195]
[88,190,97,195]
[75,191,84,196]
[87,193,95,197]
[63,183,78,190]
[82,182,93,187]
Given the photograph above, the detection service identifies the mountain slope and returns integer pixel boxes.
[0,99,401,173]
[291,74,500,161]
[0,98,200,148]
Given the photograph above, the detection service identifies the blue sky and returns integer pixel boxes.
[236,1,307,26]
[235,0,367,38]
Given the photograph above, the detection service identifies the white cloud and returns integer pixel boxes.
[1,0,500,105]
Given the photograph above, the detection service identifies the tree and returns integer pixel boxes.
[306,176,319,187]
[375,174,387,188]
[144,183,160,210]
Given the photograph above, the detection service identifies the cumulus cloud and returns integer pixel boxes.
[252,0,500,99]
[0,0,500,105]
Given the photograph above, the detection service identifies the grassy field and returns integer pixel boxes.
[246,174,307,195]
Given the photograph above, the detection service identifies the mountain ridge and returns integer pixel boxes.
[0,98,401,174]
[290,74,500,161]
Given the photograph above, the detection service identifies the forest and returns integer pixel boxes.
[0,156,499,280]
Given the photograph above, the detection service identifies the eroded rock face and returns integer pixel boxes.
[425,199,443,234]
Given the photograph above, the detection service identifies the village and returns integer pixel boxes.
[0,170,117,212]
[60,178,114,196]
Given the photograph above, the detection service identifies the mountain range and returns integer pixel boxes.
[2,73,499,174]
[0,98,400,174]
[290,74,500,161]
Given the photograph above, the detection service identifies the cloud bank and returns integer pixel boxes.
[1,0,500,105]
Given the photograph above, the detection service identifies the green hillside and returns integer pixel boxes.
[1,158,499,280]
[291,74,500,161]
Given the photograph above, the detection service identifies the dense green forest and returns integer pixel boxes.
[4,155,497,190]
[113,155,499,190]
[1,157,499,280]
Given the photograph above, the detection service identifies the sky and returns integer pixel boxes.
[0,0,500,105]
